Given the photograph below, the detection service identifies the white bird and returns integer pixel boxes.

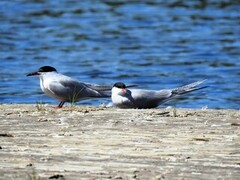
[111,80,207,109]
[27,66,112,108]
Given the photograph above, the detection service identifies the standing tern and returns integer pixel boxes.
[27,66,112,108]
[111,80,207,109]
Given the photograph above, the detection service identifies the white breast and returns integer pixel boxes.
[39,73,61,100]
[111,87,130,107]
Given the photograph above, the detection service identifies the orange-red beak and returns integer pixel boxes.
[121,88,126,93]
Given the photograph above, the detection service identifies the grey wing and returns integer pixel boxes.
[129,89,172,108]
[49,80,109,102]
[172,80,207,95]
[47,80,73,102]
[84,83,112,91]
[83,83,112,97]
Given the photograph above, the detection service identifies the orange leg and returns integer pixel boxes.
[53,101,65,109]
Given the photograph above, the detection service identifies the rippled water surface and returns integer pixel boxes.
[1,0,240,109]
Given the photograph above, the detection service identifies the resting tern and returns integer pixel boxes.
[27,66,112,108]
[111,80,207,109]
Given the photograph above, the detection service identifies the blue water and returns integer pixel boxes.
[1,0,239,109]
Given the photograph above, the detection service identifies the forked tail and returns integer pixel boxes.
[172,80,208,95]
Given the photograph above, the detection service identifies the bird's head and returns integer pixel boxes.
[112,82,127,95]
[27,66,57,76]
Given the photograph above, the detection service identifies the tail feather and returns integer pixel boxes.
[172,80,207,95]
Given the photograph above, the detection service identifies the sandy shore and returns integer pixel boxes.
[0,104,239,179]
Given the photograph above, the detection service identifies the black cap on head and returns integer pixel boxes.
[27,66,57,76]
[38,66,57,72]
[113,82,126,89]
